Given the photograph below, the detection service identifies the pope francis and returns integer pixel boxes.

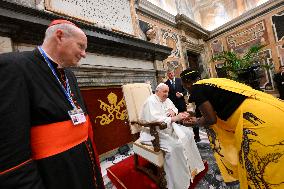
[139,83,205,189]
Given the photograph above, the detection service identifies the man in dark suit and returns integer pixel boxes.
[165,69,187,112]
[165,69,201,142]
[274,65,284,100]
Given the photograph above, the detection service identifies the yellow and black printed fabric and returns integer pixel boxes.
[195,78,284,189]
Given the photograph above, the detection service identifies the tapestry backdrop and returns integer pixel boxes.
[81,87,132,155]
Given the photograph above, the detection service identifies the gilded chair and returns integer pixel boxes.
[122,83,167,189]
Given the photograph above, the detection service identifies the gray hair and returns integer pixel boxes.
[44,23,78,40]
[155,83,168,92]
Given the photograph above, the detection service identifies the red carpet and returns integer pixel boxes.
[107,155,208,189]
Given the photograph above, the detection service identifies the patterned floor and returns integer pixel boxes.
[102,129,240,189]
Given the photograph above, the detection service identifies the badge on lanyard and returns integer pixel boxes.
[38,46,87,126]
[68,108,86,125]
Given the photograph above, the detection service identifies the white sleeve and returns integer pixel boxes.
[165,98,178,114]
[139,97,171,124]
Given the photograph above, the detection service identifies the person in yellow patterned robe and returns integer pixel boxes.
[180,68,284,189]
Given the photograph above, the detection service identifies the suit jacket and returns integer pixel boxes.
[273,72,284,99]
[165,77,187,112]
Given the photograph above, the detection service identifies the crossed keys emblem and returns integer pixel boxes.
[96,92,128,125]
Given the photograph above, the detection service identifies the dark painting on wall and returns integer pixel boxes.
[272,11,284,42]
[277,44,284,66]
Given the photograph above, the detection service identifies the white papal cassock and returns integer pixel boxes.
[139,94,205,189]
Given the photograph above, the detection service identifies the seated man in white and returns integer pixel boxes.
[139,83,205,189]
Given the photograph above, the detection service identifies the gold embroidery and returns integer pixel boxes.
[96,92,128,125]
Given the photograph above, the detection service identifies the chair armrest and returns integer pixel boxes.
[130,121,167,130]
[130,121,166,152]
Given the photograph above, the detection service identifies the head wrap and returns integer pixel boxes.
[48,19,76,27]
[180,68,200,82]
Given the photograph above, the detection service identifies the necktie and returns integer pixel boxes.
[172,80,175,90]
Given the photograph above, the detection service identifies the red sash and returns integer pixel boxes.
[31,116,90,160]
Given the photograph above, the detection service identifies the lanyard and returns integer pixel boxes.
[38,46,77,109]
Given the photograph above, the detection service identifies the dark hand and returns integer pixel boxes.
[182,116,198,127]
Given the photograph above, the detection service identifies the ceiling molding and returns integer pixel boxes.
[136,0,176,26]
[136,0,283,42]
[71,65,156,87]
[136,0,209,39]
[175,14,210,39]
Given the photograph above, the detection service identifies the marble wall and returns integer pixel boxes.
[137,0,209,81]
[206,4,284,93]
[11,43,157,89]
[226,20,268,53]
[137,13,187,80]
[45,0,134,34]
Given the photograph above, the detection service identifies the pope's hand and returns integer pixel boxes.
[166,109,176,117]
[173,112,189,122]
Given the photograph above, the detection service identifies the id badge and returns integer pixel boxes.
[68,108,86,125]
